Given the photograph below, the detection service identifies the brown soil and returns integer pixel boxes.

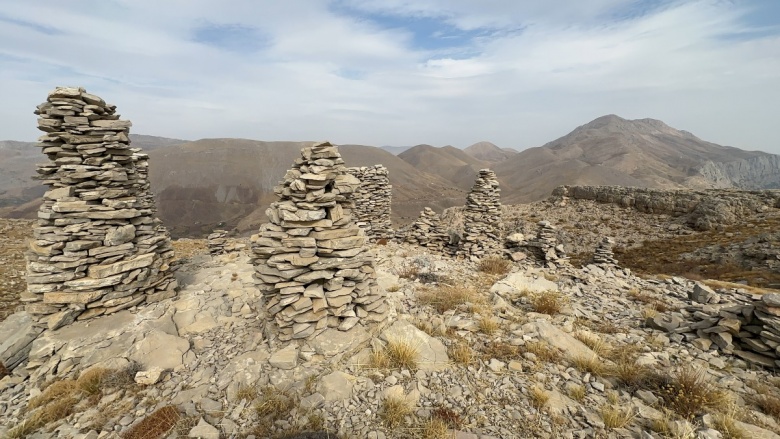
[0,219,34,321]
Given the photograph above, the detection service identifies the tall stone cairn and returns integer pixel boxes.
[25,86,177,329]
[346,165,393,240]
[251,142,387,341]
[458,169,502,258]
[207,230,229,256]
[593,237,618,265]
[398,207,448,250]
[530,221,568,266]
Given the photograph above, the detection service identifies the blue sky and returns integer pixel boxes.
[0,0,779,153]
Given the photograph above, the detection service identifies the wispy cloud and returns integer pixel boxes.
[0,0,778,153]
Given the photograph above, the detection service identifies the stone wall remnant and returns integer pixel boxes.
[552,185,780,231]
[25,87,177,329]
[207,230,229,255]
[346,165,393,240]
[458,169,502,258]
[251,142,387,342]
[397,207,449,250]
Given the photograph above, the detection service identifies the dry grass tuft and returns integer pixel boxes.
[574,332,610,356]
[531,290,566,315]
[477,316,500,335]
[449,342,474,365]
[77,367,111,396]
[387,284,401,292]
[478,256,511,275]
[654,366,731,419]
[431,406,462,429]
[418,284,480,313]
[236,384,259,401]
[571,355,608,377]
[371,338,420,370]
[749,390,780,421]
[568,384,586,402]
[529,386,549,411]
[713,409,750,439]
[394,263,420,280]
[381,394,413,428]
[419,417,450,439]
[28,379,78,410]
[483,342,520,362]
[255,386,297,419]
[0,361,8,379]
[121,405,181,439]
[601,404,634,429]
[523,341,563,363]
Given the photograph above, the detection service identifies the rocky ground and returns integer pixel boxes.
[3,239,780,438]
[0,219,33,322]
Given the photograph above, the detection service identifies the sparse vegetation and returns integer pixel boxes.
[523,341,563,363]
[483,342,520,362]
[477,316,500,335]
[571,355,608,377]
[531,290,565,315]
[419,417,450,439]
[370,338,420,370]
[121,405,181,439]
[529,386,549,411]
[449,342,474,365]
[380,394,413,428]
[601,404,634,429]
[418,284,480,313]
[568,384,586,402]
[477,256,511,275]
[653,366,730,419]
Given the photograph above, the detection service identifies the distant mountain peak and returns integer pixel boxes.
[464,141,516,163]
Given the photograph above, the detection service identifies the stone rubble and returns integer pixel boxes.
[506,220,568,267]
[346,165,394,240]
[24,86,177,329]
[250,142,387,342]
[592,236,618,265]
[457,169,502,259]
[649,282,780,369]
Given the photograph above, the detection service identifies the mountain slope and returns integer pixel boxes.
[464,141,517,163]
[148,139,465,237]
[494,114,780,203]
[398,144,490,190]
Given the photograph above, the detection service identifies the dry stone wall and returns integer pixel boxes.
[649,284,780,369]
[251,142,387,342]
[346,165,393,240]
[25,87,177,330]
[552,185,780,231]
[458,169,502,258]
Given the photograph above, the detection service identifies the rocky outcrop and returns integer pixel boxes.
[552,185,780,230]
[24,87,177,329]
[250,142,387,342]
[346,165,393,240]
[697,155,780,189]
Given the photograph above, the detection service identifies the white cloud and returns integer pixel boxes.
[0,0,778,154]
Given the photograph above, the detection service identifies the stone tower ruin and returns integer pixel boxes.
[458,169,503,258]
[25,87,177,329]
[251,142,387,341]
[346,165,393,240]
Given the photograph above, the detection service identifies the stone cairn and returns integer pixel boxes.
[346,165,393,240]
[593,237,618,265]
[25,87,177,330]
[528,221,567,266]
[251,142,387,341]
[207,230,229,255]
[397,207,448,251]
[649,284,780,369]
[458,169,502,258]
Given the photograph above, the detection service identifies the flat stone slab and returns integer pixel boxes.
[490,272,558,298]
[129,329,190,370]
[269,344,298,370]
[379,320,449,371]
[308,326,371,357]
[318,371,355,401]
[0,312,43,371]
[526,320,598,362]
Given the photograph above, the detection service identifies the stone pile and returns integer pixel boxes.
[648,284,780,368]
[458,170,502,258]
[207,230,229,255]
[25,86,177,329]
[593,237,618,265]
[524,221,567,266]
[251,142,387,341]
[397,207,448,250]
[346,165,393,240]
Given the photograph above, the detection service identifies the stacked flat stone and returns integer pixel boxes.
[458,169,502,258]
[593,237,618,265]
[398,207,448,250]
[648,285,780,369]
[528,221,567,266]
[207,230,229,255]
[346,165,393,240]
[251,142,387,341]
[25,87,177,330]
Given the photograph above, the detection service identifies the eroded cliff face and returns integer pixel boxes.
[695,155,780,189]
[551,185,780,230]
